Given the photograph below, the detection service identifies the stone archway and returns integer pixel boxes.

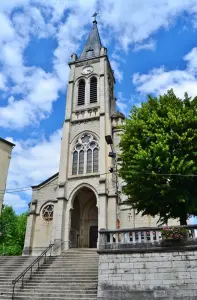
[70,186,98,248]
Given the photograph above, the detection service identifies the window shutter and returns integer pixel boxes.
[90,77,97,103]
[78,79,85,105]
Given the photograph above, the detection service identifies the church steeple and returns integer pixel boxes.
[80,20,102,60]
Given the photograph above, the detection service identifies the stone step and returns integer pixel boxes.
[1,297,97,300]
[25,275,98,279]
[0,270,98,275]
[1,295,97,300]
[0,287,97,296]
[0,249,99,300]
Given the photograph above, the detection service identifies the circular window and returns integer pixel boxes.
[42,204,54,222]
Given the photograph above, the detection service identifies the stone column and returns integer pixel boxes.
[107,196,117,230]
[53,198,67,255]
[22,200,37,256]
[98,194,107,230]
[63,207,72,250]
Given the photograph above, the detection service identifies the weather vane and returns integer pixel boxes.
[92,12,99,21]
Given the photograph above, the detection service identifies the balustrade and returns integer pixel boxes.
[99,225,197,250]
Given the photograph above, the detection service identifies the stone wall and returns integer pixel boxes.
[98,247,197,300]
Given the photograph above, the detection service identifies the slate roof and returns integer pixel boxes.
[80,20,102,60]
[0,137,15,147]
[31,172,59,189]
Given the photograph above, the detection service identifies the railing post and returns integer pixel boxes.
[138,232,141,243]
[132,232,136,244]
[12,284,15,300]
[150,231,154,243]
[99,229,107,250]
[50,244,53,256]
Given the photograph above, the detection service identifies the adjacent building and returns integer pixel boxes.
[0,138,15,214]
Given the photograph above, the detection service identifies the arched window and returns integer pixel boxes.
[78,79,85,105]
[90,77,97,103]
[72,151,78,175]
[72,133,99,175]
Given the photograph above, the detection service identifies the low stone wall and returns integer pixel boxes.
[97,246,197,300]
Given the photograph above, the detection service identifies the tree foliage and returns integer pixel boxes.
[119,89,197,225]
[0,205,27,255]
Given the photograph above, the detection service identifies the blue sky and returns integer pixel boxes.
[1,0,197,214]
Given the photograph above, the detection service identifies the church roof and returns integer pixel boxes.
[0,137,15,148]
[79,20,102,60]
[32,172,59,189]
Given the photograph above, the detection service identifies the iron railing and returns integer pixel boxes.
[12,243,54,299]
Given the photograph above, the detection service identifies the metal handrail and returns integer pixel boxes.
[12,243,54,300]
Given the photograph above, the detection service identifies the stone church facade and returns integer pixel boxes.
[23,20,176,256]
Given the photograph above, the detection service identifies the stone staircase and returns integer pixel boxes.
[0,249,99,299]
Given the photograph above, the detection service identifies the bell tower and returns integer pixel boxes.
[53,19,119,251]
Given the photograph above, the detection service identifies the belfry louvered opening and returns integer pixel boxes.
[78,79,85,105]
[90,77,97,103]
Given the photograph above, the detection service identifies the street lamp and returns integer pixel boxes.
[105,135,116,158]
[105,135,113,145]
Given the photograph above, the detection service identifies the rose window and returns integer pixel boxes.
[42,204,54,222]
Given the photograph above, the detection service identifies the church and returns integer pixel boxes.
[23,19,167,256]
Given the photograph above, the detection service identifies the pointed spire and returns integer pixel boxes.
[80,20,102,60]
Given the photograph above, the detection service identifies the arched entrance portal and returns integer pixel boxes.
[70,187,98,248]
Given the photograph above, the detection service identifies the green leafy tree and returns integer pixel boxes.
[0,205,27,255]
[119,89,197,225]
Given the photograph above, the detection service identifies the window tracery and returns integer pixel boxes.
[41,204,54,222]
[72,133,99,175]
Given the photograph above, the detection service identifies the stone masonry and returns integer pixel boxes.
[98,248,197,299]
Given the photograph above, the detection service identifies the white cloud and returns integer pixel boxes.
[100,0,197,51]
[132,47,197,99]
[0,0,99,129]
[110,60,123,83]
[116,92,142,116]
[4,129,62,213]
[133,39,156,52]
[1,1,197,129]
[6,129,61,188]
[4,193,28,212]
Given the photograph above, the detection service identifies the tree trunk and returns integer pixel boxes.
[180,214,187,225]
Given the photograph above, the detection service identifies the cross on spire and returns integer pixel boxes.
[92,12,99,22]
[79,13,102,60]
